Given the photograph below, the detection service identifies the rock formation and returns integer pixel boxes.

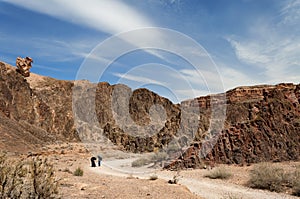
[16,56,33,77]
[0,61,77,153]
[166,83,300,169]
[0,60,299,167]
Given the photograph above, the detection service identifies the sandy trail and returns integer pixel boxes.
[89,158,298,199]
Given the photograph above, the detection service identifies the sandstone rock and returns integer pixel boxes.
[16,56,33,77]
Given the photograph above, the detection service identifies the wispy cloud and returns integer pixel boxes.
[114,72,166,86]
[4,0,154,34]
[0,33,94,62]
[228,0,300,85]
[31,38,93,62]
[218,65,261,89]
[227,39,271,66]
[3,0,177,66]
[3,0,215,68]
[33,63,66,72]
[279,0,300,27]
[112,63,226,102]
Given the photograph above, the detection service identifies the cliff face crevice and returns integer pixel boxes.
[0,61,299,167]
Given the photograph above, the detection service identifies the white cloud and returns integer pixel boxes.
[279,0,300,27]
[219,66,261,89]
[33,63,66,72]
[227,39,271,65]
[4,1,226,95]
[229,36,300,84]
[228,1,300,85]
[111,63,227,102]
[4,0,178,66]
[178,69,226,93]
[0,33,94,62]
[113,72,166,86]
[174,88,210,99]
[5,0,153,34]
[111,63,200,102]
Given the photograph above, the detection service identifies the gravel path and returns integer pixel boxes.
[90,159,299,199]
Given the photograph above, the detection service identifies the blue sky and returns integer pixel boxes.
[0,0,299,102]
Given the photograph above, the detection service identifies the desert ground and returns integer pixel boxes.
[24,143,299,199]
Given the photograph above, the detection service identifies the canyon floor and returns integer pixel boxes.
[22,143,299,199]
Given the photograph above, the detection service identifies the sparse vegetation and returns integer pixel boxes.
[151,152,168,163]
[73,167,84,176]
[248,162,291,192]
[0,153,59,199]
[205,166,232,180]
[131,152,169,168]
[131,158,151,167]
[30,157,59,198]
[292,166,300,196]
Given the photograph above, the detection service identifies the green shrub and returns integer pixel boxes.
[248,163,289,192]
[73,167,84,176]
[205,167,232,180]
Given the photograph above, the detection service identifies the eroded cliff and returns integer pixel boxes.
[0,61,299,167]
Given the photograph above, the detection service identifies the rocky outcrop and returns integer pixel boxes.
[74,82,182,153]
[0,60,299,166]
[166,83,300,170]
[16,57,33,77]
[0,61,77,152]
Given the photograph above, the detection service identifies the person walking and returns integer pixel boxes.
[97,155,102,167]
[91,157,96,167]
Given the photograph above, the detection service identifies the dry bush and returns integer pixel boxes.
[248,163,290,192]
[131,158,151,167]
[151,152,168,163]
[73,167,84,176]
[205,166,232,180]
[29,157,59,198]
[0,153,25,198]
[292,166,300,196]
[131,152,168,168]
[0,153,59,199]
